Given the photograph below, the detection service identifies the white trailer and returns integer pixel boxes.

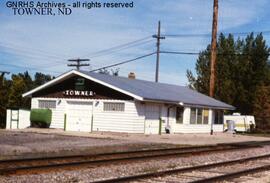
[224,113,255,132]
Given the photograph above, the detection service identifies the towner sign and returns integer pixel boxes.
[63,90,95,97]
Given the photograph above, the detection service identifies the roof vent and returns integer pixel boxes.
[128,72,136,79]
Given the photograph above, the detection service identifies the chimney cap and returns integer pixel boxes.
[128,72,136,79]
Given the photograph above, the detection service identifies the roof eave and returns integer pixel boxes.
[22,70,144,101]
[142,98,235,110]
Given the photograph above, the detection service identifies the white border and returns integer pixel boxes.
[22,70,143,101]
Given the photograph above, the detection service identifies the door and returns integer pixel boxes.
[145,104,161,134]
[10,110,19,129]
[66,101,93,132]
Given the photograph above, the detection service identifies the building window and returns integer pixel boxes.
[197,109,203,124]
[190,108,209,125]
[190,108,196,124]
[203,109,209,124]
[103,102,125,112]
[214,110,224,124]
[38,100,56,109]
[176,107,184,124]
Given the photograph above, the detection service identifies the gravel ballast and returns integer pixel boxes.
[1,144,270,182]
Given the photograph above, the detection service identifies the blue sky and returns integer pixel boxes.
[0,0,270,85]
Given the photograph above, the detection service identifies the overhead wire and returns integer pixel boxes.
[0,41,71,59]
[0,63,62,74]
[163,30,270,38]
[90,52,156,72]
[82,36,152,58]
[89,39,154,59]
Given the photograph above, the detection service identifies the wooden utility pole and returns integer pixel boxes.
[67,58,90,70]
[0,71,10,85]
[210,0,219,135]
[153,21,165,82]
[209,0,218,97]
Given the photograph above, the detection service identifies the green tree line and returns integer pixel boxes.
[0,72,53,128]
[187,33,270,130]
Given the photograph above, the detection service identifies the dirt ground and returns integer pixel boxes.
[0,130,179,160]
[1,128,270,160]
[13,128,270,145]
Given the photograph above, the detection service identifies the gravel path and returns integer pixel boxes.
[0,131,177,159]
[1,145,270,182]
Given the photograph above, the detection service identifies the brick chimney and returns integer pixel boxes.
[128,72,136,79]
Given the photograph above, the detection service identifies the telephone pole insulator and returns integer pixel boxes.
[67,58,90,70]
[153,21,165,83]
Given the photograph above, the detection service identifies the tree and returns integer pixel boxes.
[8,74,28,108]
[253,85,270,130]
[0,71,54,128]
[98,68,119,76]
[34,72,53,87]
[187,33,270,122]
[0,76,11,128]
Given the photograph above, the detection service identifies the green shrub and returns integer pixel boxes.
[30,109,52,128]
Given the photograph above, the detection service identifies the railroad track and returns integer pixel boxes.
[0,141,269,177]
[92,153,270,183]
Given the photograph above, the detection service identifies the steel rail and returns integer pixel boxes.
[190,164,270,183]
[2,140,269,164]
[0,141,269,176]
[0,145,246,175]
[0,144,230,163]
[91,153,270,183]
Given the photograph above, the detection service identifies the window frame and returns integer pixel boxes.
[203,109,209,125]
[176,107,184,124]
[190,108,209,125]
[214,110,224,124]
[38,100,56,109]
[103,102,125,112]
[190,108,197,124]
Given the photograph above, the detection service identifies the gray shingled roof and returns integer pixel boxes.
[80,71,235,110]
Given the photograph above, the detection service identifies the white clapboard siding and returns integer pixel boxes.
[173,107,224,133]
[18,109,31,128]
[32,98,65,129]
[93,100,145,133]
[173,124,223,133]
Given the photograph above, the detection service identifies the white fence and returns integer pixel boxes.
[6,109,31,129]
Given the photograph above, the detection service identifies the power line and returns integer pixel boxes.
[160,50,270,56]
[0,63,62,74]
[0,46,67,65]
[160,51,200,55]
[82,36,152,58]
[0,41,71,59]
[89,39,154,59]
[163,30,270,38]
[90,52,156,72]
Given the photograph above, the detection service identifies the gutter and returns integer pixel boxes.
[142,99,235,110]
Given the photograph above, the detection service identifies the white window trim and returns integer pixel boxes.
[38,100,56,109]
[190,108,209,125]
[103,102,125,112]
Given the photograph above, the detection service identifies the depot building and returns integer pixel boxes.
[23,70,235,134]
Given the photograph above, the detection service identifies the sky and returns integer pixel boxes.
[0,0,270,85]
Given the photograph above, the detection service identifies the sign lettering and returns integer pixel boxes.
[63,90,95,97]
